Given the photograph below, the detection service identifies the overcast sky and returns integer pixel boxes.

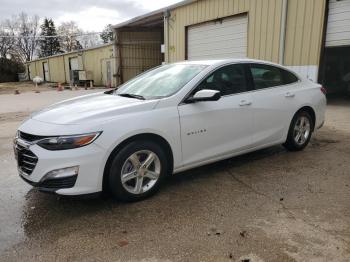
[1,0,182,31]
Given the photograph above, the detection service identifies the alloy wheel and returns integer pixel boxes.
[293,116,311,145]
[120,150,161,194]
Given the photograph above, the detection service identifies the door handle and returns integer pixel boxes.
[285,92,295,98]
[239,100,252,106]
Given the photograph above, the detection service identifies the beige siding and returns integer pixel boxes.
[284,0,326,66]
[48,56,66,82]
[166,0,326,67]
[83,46,114,85]
[26,44,115,86]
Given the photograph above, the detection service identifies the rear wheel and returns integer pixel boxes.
[108,140,168,201]
[284,110,313,151]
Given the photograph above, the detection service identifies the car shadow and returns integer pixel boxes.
[20,144,287,239]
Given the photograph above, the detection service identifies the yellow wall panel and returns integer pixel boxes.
[27,44,114,86]
[284,0,326,66]
[166,0,326,67]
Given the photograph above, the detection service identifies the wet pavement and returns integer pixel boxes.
[0,92,349,261]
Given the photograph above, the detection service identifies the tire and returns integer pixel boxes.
[283,110,314,151]
[107,140,168,202]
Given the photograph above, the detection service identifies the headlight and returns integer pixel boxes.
[37,132,102,150]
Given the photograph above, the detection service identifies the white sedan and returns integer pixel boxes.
[14,59,326,201]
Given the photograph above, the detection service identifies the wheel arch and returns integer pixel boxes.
[102,133,174,192]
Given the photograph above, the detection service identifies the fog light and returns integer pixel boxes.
[44,166,79,179]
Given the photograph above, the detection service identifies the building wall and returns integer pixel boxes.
[83,45,115,85]
[284,0,326,81]
[166,0,326,81]
[48,56,66,82]
[27,44,115,86]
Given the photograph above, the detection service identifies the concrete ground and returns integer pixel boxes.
[0,91,349,262]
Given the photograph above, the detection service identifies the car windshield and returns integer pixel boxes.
[115,64,207,99]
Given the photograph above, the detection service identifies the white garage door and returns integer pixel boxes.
[187,15,248,60]
[326,0,350,47]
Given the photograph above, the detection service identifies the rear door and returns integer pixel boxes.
[248,63,301,147]
[178,63,254,166]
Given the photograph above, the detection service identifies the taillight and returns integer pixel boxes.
[320,86,327,95]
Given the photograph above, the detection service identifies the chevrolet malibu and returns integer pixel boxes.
[14,59,326,201]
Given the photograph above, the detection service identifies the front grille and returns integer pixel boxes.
[39,176,77,189]
[19,131,47,142]
[15,144,38,175]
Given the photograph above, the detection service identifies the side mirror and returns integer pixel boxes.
[187,89,221,103]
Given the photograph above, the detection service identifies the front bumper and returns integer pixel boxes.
[15,138,106,195]
[19,172,77,193]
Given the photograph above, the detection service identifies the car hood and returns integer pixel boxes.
[30,92,159,125]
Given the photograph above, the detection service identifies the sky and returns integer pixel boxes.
[1,0,182,31]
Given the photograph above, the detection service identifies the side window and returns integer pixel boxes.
[281,69,299,84]
[250,64,283,89]
[197,64,248,96]
[250,64,299,90]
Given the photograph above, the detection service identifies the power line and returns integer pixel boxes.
[0,32,103,38]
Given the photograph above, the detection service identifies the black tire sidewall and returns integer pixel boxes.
[108,140,168,201]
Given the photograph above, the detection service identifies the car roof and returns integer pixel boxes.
[174,58,282,67]
[172,58,303,80]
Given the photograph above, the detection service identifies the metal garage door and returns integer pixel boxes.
[187,15,248,60]
[326,0,350,47]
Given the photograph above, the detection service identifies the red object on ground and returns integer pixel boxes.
[57,83,63,91]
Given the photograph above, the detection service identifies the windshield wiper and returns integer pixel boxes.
[118,93,145,100]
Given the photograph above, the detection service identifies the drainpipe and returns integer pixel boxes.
[112,37,117,87]
[279,0,288,65]
[116,30,124,85]
[164,10,170,63]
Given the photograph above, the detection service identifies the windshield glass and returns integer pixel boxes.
[115,64,207,99]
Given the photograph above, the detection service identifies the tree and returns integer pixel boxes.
[0,57,25,82]
[78,32,102,49]
[57,21,83,52]
[6,12,40,62]
[0,22,15,58]
[100,24,114,43]
[39,18,61,57]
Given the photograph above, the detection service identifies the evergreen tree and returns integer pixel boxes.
[39,18,61,57]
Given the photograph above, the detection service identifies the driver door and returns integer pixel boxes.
[178,64,254,167]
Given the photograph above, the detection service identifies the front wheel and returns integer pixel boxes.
[107,140,168,202]
[283,111,313,151]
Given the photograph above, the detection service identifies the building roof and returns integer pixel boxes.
[113,0,196,29]
[27,42,113,63]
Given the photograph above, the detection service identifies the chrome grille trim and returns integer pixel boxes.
[14,140,38,176]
